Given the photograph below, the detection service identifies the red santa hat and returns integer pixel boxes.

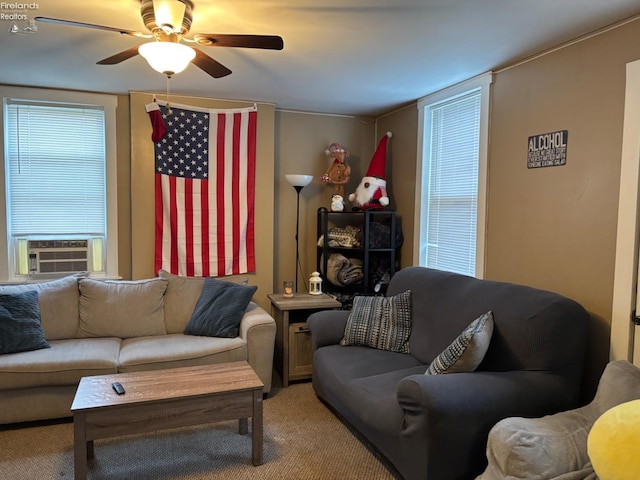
[365,132,392,179]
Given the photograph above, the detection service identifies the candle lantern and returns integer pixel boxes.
[309,271,323,295]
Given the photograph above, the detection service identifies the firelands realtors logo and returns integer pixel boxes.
[2,2,39,35]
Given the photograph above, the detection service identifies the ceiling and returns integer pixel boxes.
[1,0,640,116]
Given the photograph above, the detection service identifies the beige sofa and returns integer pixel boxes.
[0,271,276,425]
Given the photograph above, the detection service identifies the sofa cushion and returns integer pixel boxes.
[313,343,425,387]
[0,291,50,354]
[340,290,412,354]
[426,311,493,375]
[159,270,205,334]
[184,278,257,338]
[117,334,246,372]
[0,337,120,390]
[311,343,425,466]
[0,275,80,341]
[78,278,168,338]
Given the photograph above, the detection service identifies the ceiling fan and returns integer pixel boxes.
[35,0,284,78]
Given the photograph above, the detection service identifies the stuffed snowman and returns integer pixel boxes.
[331,194,345,212]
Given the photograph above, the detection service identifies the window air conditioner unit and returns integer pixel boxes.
[28,239,89,276]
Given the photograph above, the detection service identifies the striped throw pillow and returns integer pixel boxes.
[426,311,494,375]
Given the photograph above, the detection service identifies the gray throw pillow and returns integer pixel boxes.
[426,310,494,375]
[0,290,50,354]
[184,277,257,338]
[340,290,412,353]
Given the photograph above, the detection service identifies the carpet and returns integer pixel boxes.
[0,382,399,479]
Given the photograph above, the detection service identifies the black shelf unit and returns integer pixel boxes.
[316,207,399,297]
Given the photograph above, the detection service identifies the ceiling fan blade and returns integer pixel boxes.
[191,48,232,78]
[193,34,284,50]
[35,16,150,38]
[97,46,141,65]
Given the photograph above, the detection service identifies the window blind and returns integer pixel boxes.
[425,90,481,276]
[5,101,106,238]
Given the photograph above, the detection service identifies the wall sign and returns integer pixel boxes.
[527,130,568,169]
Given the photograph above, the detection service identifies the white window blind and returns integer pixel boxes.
[425,90,481,276]
[5,101,106,238]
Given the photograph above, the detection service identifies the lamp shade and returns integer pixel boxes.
[153,0,186,30]
[285,174,313,187]
[139,41,195,75]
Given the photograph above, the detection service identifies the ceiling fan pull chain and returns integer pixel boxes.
[166,75,172,115]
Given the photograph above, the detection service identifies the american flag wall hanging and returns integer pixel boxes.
[151,102,257,277]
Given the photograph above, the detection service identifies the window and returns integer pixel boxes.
[1,88,118,281]
[415,73,492,277]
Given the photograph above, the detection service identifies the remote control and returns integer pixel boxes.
[111,382,125,395]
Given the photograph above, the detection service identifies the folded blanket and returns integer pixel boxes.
[327,254,363,286]
[339,258,363,285]
[327,253,349,286]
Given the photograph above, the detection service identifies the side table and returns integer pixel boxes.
[268,293,341,387]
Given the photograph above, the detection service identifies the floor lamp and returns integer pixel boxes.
[285,174,313,293]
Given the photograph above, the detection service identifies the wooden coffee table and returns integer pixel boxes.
[71,361,264,480]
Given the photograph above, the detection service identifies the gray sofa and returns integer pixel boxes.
[0,271,276,425]
[307,266,590,480]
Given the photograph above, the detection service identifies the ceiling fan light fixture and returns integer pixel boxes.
[139,41,195,75]
[152,0,186,32]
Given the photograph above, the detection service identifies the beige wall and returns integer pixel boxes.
[379,18,640,395]
[124,18,640,378]
[7,15,640,394]
[128,96,378,307]
[273,110,375,293]
[487,19,640,390]
[376,106,419,270]
[129,92,275,311]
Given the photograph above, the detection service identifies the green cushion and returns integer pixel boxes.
[0,291,50,354]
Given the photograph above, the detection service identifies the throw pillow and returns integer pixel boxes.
[340,290,412,353]
[184,277,257,338]
[426,310,493,375]
[588,399,640,480]
[78,278,168,338]
[0,290,50,354]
